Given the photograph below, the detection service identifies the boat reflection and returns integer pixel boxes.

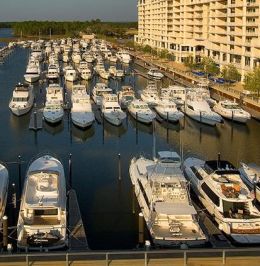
[43,120,64,135]
[72,124,95,143]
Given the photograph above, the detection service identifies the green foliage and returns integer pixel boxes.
[201,57,220,76]
[11,21,137,38]
[159,49,169,59]
[244,66,260,96]
[142,45,152,53]
[184,55,195,70]
[221,64,241,82]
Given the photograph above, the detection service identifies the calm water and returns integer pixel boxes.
[0,28,13,47]
[0,45,259,250]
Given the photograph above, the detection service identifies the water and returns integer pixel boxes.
[0,28,13,47]
[0,46,259,250]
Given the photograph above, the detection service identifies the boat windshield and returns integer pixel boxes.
[13,97,29,102]
[222,103,240,110]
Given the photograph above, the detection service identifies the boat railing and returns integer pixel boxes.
[2,247,260,265]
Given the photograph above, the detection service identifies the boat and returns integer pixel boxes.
[183,93,222,126]
[99,69,110,80]
[64,66,78,82]
[0,163,9,228]
[128,99,156,124]
[72,51,81,64]
[43,84,64,124]
[92,83,112,106]
[117,86,135,109]
[101,94,126,126]
[9,83,34,116]
[183,157,260,244]
[71,85,95,128]
[80,68,92,80]
[116,50,131,64]
[239,163,260,202]
[161,86,186,108]
[129,151,207,246]
[147,68,164,80]
[24,61,40,83]
[213,100,251,123]
[17,154,67,250]
[155,99,184,122]
[109,55,118,63]
[140,81,160,107]
[46,64,60,81]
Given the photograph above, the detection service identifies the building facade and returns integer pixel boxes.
[135,0,260,78]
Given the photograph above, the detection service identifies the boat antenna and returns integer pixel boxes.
[152,120,156,160]
[217,152,221,169]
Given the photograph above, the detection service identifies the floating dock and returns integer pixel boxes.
[29,109,43,130]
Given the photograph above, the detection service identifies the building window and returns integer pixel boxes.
[231,0,235,4]
[245,47,251,52]
[223,53,226,61]
[245,56,251,66]
[230,17,235,22]
[230,36,235,42]
[230,8,235,13]
[230,26,235,31]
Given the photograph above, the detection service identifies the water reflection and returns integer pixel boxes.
[43,120,64,135]
[72,124,95,143]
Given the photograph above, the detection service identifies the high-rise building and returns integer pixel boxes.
[135,0,260,78]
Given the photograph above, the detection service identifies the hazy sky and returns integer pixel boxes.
[0,0,137,22]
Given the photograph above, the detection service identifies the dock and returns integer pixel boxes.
[68,189,88,251]
[28,109,43,130]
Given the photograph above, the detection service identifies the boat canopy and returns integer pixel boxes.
[154,202,197,215]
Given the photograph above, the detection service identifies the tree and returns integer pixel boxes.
[221,64,241,82]
[142,45,152,54]
[201,57,220,77]
[184,55,195,71]
[244,66,260,97]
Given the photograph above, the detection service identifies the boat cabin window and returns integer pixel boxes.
[13,97,29,102]
[201,182,220,207]
[34,209,58,216]
[221,103,239,110]
[187,105,194,111]
[223,201,249,218]
[190,166,203,180]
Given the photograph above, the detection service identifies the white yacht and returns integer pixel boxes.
[43,84,64,124]
[84,53,95,64]
[239,163,260,202]
[213,100,251,123]
[117,86,135,109]
[109,55,118,63]
[9,83,34,116]
[101,94,126,126]
[116,50,131,64]
[71,85,95,128]
[72,51,81,64]
[80,68,92,80]
[99,69,110,80]
[140,87,160,107]
[64,66,78,82]
[183,93,222,126]
[183,157,260,244]
[0,163,9,228]
[92,83,112,106]
[161,86,186,108]
[155,99,184,122]
[130,151,207,246]
[62,52,70,63]
[46,64,60,81]
[128,99,156,124]
[147,68,164,80]
[17,154,67,250]
[24,62,40,83]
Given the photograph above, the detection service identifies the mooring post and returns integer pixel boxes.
[102,114,105,145]
[3,216,8,248]
[200,111,202,123]
[167,111,169,127]
[135,112,138,145]
[69,153,72,188]
[12,183,16,209]
[118,153,122,181]
[33,111,37,129]
[18,155,22,197]
[132,184,135,214]
[138,212,144,246]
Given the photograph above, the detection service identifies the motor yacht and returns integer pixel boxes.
[128,99,156,124]
[155,99,184,122]
[9,83,34,116]
[71,85,95,128]
[213,100,251,123]
[72,51,81,64]
[140,81,160,107]
[101,94,126,126]
[147,68,164,80]
[161,86,186,108]
[117,86,135,109]
[0,163,9,228]
[64,66,78,82]
[46,64,60,81]
[183,93,222,126]
[130,151,207,246]
[17,154,67,250]
[24,62,40,83]
[92,83,112,106]
[183,157,260,244]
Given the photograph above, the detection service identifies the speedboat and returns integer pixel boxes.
[71,85,95,128]
[183,157,260,244]
[147,68,164,80]
[183,93,222,126]
[117,86,135,109]
[128,99,156,124]
[101,94,126,126]
[0,163,9,228]
[9,83,34,116]
[129,151,207,246]
[17,154,67,250]
[43,84,64,124]
[92,83,112,106]
[213,100,251,123]
[155,99,184,122]
[239,162,260,202]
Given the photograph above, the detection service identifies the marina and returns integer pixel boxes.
[0,32,259,257]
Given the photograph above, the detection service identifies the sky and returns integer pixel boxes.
[0,0,137,22]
